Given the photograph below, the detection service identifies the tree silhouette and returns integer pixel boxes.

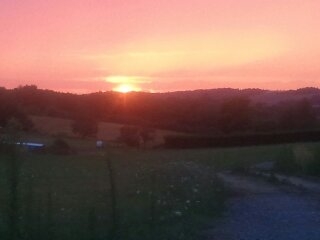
[72,117,98,138]
[218,97,252,133]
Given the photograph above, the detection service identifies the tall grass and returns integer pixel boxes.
[24,174,34,240]
[106,157,117,239]
[274,143,320,176]
[0,148,225,240]
[4,141,319,239]
[7,147,20,240]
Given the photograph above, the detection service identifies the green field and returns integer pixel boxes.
[1,138,320,240]
[0,145,225,240]
[30,115,184,146]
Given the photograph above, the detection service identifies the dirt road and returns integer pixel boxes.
[204,173,320,240]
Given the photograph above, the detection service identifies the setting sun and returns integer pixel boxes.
[113,84,140,93]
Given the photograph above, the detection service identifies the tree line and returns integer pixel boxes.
[0,85,319,137]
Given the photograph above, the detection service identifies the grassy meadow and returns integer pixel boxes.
[0,145,225,240]
[1,116,320,240]
[1,142,320,240]
[29,115,183,146]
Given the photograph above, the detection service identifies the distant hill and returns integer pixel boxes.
[1,85,320,135]
[250,88,320,105]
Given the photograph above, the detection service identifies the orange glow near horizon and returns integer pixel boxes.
[107,76,143,93]
[113,84,141,93]
[1,1,320,92]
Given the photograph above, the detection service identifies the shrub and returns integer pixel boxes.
[119,126,141,147]
[72,118,98,138]
[49,138,73,155]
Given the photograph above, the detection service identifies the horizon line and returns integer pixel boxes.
[2,85,320,95]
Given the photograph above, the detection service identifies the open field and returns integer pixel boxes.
[30,115,183,146]
[29,116,75,138]
[0,146,224,240]
[1,135,320,239]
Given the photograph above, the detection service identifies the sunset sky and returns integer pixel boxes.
[1,0,320,93]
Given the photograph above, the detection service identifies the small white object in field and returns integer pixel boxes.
[96,140,104,148]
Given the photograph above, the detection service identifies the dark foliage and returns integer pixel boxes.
[72,117,98,138]
[49,138,73,155]
[218,97,252,133]
[0,85,319,136]
[164,131,320,149]
[119,126,141,147]
[0,104,33,132]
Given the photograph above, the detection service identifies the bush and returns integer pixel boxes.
[119,126,141,147]
[0,142,16,154]
[275,145,320,176]
[303,146,320,176]
[49,138,73,155]
[72,118,98,138]
[274,147,299,174]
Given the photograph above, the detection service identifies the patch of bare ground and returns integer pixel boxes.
[203,173,320,240]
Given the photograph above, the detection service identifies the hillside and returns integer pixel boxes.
[1,86,320,135]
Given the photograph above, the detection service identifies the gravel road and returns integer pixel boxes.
[204,173,320,240]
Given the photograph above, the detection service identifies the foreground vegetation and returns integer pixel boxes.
[0,146,224,240]
[1,137,320,240]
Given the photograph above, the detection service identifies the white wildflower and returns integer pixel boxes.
[174,211,182,216]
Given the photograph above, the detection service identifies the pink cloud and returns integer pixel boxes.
[1,0,320,92]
